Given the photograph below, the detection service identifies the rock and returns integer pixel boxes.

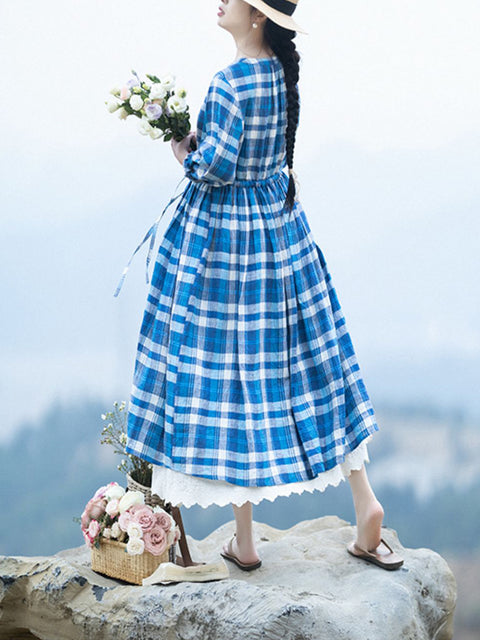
[0,516,456,640]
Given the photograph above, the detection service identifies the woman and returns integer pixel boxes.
[125,0,404,572]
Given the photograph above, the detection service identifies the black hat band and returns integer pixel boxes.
[261,0,296,17]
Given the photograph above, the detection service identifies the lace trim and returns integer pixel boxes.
[151,436,373,509]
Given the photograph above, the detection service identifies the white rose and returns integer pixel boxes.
[118,490,144,513]
[102,527,112,539]
[149,127,163,140]
[150,83,168,100]
[106,99,121,113]
[127,521,143,539]
[111,521,121,538]
[138,116,154,136]
[110,86,121,96]
[105,483,125,501]
[167,95,187,114]
[126,536,145,555]
[105,498,120,517]
[129,94,144,111]
[175,87,187,99]
[117,107,129,120]
[160,73,176,91]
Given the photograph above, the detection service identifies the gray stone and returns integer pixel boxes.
[0,516,457,640]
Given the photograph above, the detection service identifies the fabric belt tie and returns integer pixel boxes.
[113,175,189,298]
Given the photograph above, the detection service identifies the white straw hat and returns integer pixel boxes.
[243,0,308,35]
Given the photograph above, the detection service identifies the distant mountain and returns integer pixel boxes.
[0,396,125,557]
[367,402,479,501]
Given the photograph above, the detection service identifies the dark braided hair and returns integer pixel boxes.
[250,8,301,212]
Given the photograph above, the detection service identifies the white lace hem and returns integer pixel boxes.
[151,436,373,509]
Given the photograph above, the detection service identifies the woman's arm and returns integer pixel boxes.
[178,72,244,186]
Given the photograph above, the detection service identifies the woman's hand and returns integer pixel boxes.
[171,132,196,165]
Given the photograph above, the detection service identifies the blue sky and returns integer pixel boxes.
[1,0,479,442]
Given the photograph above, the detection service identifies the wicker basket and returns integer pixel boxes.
[91,537,171,585]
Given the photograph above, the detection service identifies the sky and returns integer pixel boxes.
[1,0,479,443]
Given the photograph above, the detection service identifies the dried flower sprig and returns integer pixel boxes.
[100,400,153,487]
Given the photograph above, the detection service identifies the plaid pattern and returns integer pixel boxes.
[125,57,379,486]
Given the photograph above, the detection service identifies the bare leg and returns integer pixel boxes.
[348,463,384,550]
[222,500,261,563]
[222,464,383,561]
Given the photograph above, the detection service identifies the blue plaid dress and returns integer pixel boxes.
[124,55,380,502]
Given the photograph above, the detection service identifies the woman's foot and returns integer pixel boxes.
[355,497,385,551]
[222,533,261,565]
[347,465,403,569]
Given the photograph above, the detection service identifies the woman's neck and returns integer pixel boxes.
[233,37,274,62]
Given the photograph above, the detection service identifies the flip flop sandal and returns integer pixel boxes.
[347,536,404,571]
[220,533,262,571]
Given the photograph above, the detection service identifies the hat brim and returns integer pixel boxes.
[243,0,309,35]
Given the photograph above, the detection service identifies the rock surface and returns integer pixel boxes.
[0,516,456,640]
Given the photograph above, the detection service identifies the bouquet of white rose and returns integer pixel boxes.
[106,69,196,149]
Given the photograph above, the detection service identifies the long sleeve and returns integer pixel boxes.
[183,71,245,186]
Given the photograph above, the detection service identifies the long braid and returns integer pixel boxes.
[253,13,301,212]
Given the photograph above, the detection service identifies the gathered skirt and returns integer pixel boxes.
[125,171,380,503]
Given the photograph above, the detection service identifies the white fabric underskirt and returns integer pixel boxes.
[151,436,373,509]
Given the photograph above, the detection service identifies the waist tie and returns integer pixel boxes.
[113,175,189,298]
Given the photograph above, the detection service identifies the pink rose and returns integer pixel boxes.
[154,511,172,532]
[118,510,133,532]
[173,527,181,543]
[143,525,168,556]
[81,498,95,523]
[88,519,100,538]
[118,503,152,532]
[128,503,145,515]
[81,497,106,529]
[131,506,156,533]
[82,529,93,547]
[93,484,108,500]
[89,498,107,520]
[81,508,90,530]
